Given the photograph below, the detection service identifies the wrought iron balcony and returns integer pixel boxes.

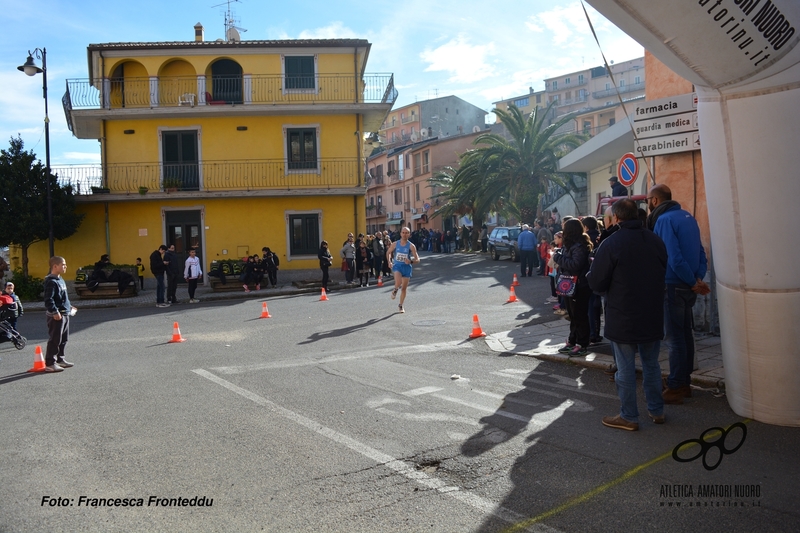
[64,73,397,109]
[53,158,362,195]
[591,81,645,99]
[401,114,418,124]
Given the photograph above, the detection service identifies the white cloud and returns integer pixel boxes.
[419,35,496,84]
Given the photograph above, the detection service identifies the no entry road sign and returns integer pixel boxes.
[618,153,638,187]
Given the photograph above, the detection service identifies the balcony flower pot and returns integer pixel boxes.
[138,186,149,195]
[91,186,110,194]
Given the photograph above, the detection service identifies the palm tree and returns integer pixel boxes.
[434,102,585,224]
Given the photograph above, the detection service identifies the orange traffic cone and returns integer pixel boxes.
[259,301,272,319]
[377,276,384,287]
[319,288,329,301]
[512,274,520,287]
[169,321,186,343]
[469,314,487,338]
[27,345,46,372]
[507,285,518,303]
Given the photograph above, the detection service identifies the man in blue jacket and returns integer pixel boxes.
[517,224,538,277]
[647,184,711,405]
[588,199,667,430]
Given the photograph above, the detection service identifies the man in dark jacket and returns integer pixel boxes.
[164,245,181,304]
[609,176,628,197]
[587,199,667,431]
[149,245,168,307]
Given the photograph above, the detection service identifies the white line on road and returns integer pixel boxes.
[191,368,561,533]
[210,341,474,374]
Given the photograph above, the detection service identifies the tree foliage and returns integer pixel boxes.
[429,103,585,224]
[0,136,85,277]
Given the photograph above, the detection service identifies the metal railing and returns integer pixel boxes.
[401,114,417,124]
[64,73,397,109]
[53,158,362,195]
[591,81,645,99]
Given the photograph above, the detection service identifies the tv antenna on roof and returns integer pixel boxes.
[212,0,247,41]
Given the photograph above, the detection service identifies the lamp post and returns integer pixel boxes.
[18,48,54,258]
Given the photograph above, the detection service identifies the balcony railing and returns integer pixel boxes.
[53,158,361,195]
[64,73,397,109]
[401,115,418,124]
[591,81,645,99]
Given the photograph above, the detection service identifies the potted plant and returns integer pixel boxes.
[91,186,110,194]
[163,178,181,193]
[138,186,149,195]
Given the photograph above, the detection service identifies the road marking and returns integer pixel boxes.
[192,369,561,532]
[211,341,473,374]
[491,371,618,399]
[402,386,443,396]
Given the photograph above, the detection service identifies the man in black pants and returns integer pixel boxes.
[164,245,181,304]
[43,256,77,372]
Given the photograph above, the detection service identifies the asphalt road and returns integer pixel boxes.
[1,252,798,532]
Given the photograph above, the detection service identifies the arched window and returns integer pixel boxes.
[210,59,243,104]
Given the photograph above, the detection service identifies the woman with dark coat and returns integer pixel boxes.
[553,219,593,356]
[355,239,373,287]
[318,241,333,291]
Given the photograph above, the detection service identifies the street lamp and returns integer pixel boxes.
[18,48,55,258]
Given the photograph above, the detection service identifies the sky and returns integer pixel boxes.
[0,0,642,167]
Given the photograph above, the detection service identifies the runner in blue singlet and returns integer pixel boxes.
[385,227,420,314]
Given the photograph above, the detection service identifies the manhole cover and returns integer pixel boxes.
[412,320,446,327]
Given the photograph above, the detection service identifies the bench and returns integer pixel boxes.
[74,267,139,299]
[209,278,259,292]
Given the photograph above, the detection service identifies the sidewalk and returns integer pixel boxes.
[23,268,352,311]
[485,319,725,391]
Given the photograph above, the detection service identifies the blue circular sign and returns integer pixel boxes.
[617,153,638,187]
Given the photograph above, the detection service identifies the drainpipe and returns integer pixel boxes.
[100,50,111,256]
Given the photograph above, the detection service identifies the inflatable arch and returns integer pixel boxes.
[586,0,800,426]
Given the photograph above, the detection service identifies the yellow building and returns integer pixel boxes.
[25,26,395,278]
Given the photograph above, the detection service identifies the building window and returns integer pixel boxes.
[565,91,571,101]
[286,127,318,170]
[605,82,611,90]
[536,94,542,104]
[415,183,420,201]
[284,55,316,90]
[514,97,529,107]
[413,153,421,176]
[422,151,429,173]
[578,74,584,84]
[635,75,641,85]
[288,213,320,256]
[552,80,558,90]
[619,79,626,87]
[161,130,199,191]
[394,189,403,205]
[565,77,571,85]
[377,195,382,206]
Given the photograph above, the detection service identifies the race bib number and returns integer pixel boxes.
[395,252,409,263]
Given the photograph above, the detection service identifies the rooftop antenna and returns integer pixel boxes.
[212,0,247,41]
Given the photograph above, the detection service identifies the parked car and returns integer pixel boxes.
[487,226,521,261]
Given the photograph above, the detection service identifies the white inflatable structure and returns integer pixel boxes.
[586,0,800,426]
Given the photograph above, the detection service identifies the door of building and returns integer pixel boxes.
[165,210,203,284]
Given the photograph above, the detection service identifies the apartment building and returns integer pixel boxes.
[38,25,394,278]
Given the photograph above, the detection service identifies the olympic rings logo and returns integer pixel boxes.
[672,422,747,471]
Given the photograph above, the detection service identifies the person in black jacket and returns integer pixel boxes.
[149,245,168,307]
[553,219,593,356]
[609,176,628,197]
[318,241,333,291]
[587,199,667,431]
[262,247,280,288]
[164,245,181,304]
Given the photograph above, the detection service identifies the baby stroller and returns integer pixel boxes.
[0,296,26,350]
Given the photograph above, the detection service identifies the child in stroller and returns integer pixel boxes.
[0,293,26,350]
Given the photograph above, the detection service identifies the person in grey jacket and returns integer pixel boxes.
[340,234,356,284]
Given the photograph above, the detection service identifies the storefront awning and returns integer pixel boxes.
[412,214,424,220]
[386,219,403,226]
